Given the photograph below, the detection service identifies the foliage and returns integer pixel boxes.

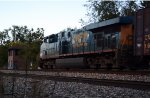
[140,1,150,8]
[0,45,8,68]
[81,0,141,25]
[17,41,41,69]
[9,25,44,42]
[0,29,10,45]
[120,1,138,16]
[0,25,44,68]
[89,0,120,22]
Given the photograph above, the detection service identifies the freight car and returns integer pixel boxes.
[40,8,150,70]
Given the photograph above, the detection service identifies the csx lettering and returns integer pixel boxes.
[73,32,89,48]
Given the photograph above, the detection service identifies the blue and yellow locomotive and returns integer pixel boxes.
[40,8,150,69]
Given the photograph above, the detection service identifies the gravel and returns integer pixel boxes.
[1,76,150,98]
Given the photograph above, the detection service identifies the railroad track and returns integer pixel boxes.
[49,76,150,91]
[1,72,150,91]
[1,69,150,75]
[0,69,150,82]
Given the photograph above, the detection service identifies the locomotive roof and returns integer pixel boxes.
[83,16,133,30]
[44,16,133,38]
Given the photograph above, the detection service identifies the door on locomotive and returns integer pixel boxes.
[93,31,120,69]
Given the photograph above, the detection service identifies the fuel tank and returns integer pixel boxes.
[56,57,86,68]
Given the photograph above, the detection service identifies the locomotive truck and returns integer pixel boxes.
[40,8,150,70]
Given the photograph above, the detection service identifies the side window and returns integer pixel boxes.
[49,34,58,43]
[62,32,64,37]
[47,38,49,43]
[15,50,18,56]
[55,34,58,42]
[104,34,111,48]
[44,38,47,43]
[49,38,53,43]
[107,35,111,48]
[111,34,117,48]
[104,35,108,48]
[44,50,47,55]
[68,32,71,37]
[96,34,104,48]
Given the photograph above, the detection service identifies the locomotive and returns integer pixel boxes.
[40,8,150,70]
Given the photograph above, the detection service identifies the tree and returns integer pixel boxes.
[8,26,44,69]
[16,41,41,69]
[140,1,150,8]
[0,29,10,45]
[120,1,138,16]
[94,1,120,21]
[27,28,44,43]
[81,0,140,25]
[9,25,44,43]
[0,25,44,69]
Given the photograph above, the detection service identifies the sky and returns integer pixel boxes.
[0,0,88,36]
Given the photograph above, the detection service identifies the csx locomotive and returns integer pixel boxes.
[40,8,150,69]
